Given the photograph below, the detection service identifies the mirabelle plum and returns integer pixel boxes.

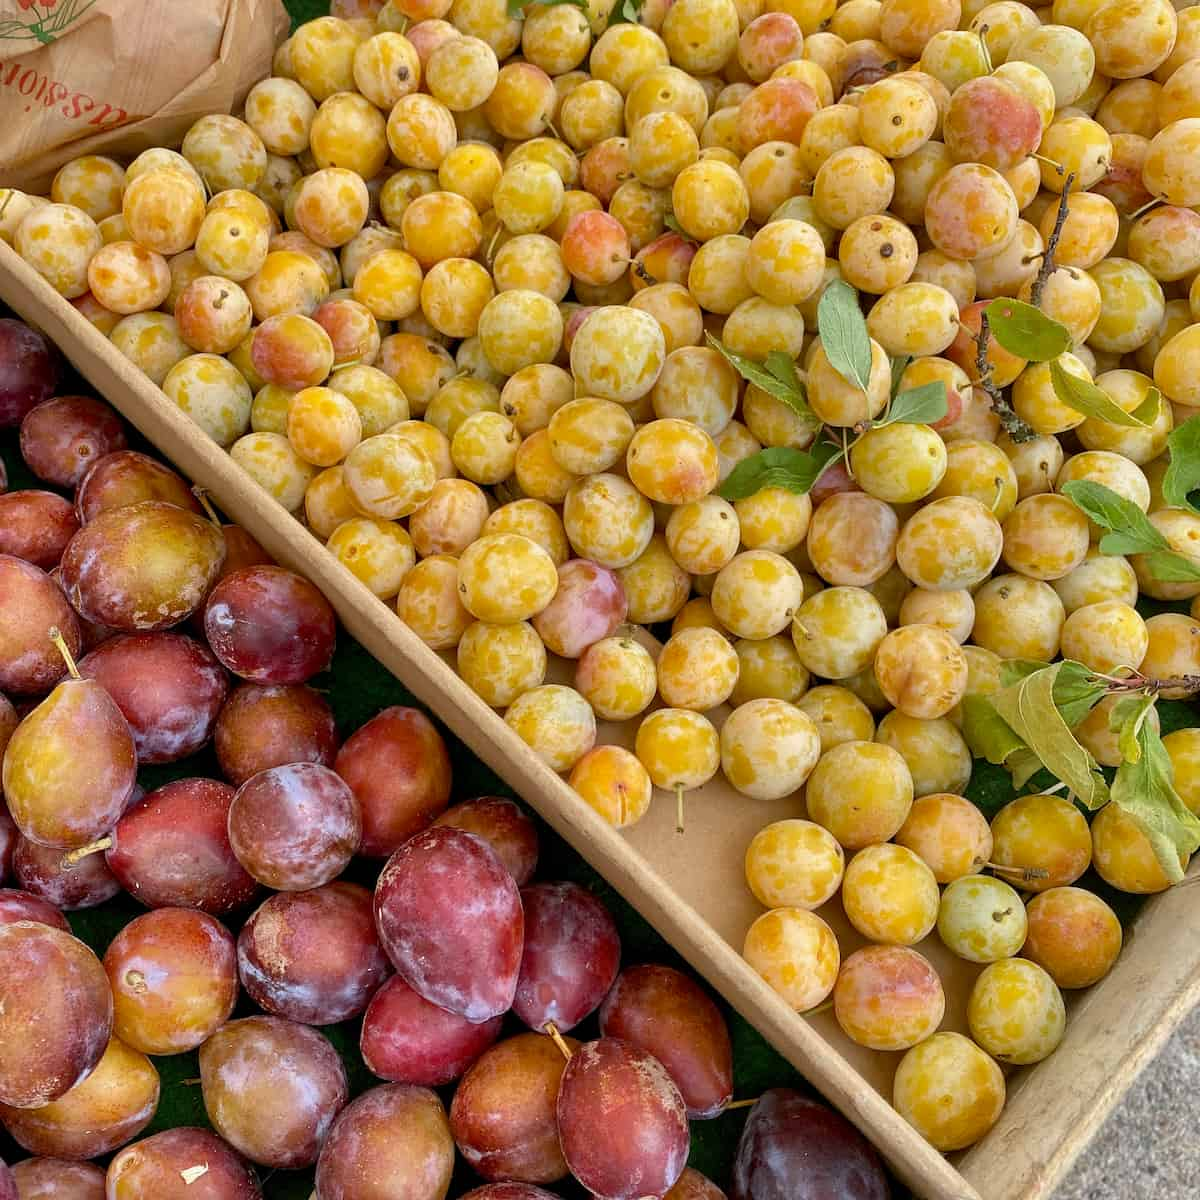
[655,627,739,711]
[791,586,887,680]
[872,625,967,721]
[834,945,945,1052]
[744,820,843,911]
[719,698,821,800]
[568,745,653,828]
[1139,613,1200,698]
[505,685,597,772]
[897,793,992,883]
[1092,801,1186,893]
[876,711,973,798]
[1001,493,1091,581]
[1059,600,1149,673]
[231,432,318,512]
[893,1033,1005,1152]
[1023,886,1123,988]
[711,550,804,640]
[796,685,876,752]
[1052,548,1139,614]
[245,250,329,321]
[617,534,691,624]
[805,740,913,848]
[972,574,1065,660]
[990,793,1093,893]
[898,588,975,644]
[292,169,369,249]
[576,636,658,721]
[943,76,1042,171]
[925,163,1019,262]
[397,555,473,649]
[938,874,1028,963]
[163,354,253,447]
[842,843,940,946]
[813,146,895,232]
[968,958,1066,1066]
[743,908,839,1012]
[328,365,408,436]
[327,518,415,598]
[1164,728,1200,817]
[634,708,721,802]
[483,499,569,565]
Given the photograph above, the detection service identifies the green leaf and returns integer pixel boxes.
[1110,720,1200,885]
[1163,414,1200,514]
[998,660,1104,726]
[1049,359,1158,428]
[817,280,872,394]
[879,381,948,427]
[999,660,1051,687]
[663,212,694,242]
[990,662,1109,810]
[1008,749,1045,790]
[889,354,911,399]
[1060,479,1200,581]
[984,299,1073,362]
[717,443,843,502]
[618,0,642,21]
[1060,480,1167,556]
[706,335,818,427]
[962,695,1030,769]
[1130,386,1162,426]
[1142,549,1200,583]
[1109,693,1157,764]
[765,351,803,394]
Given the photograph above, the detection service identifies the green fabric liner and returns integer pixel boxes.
[3,15,1197,1180]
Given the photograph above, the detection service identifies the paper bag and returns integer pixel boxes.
[0,0,289,192]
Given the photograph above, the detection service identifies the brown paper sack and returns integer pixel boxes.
[0,0,289,192]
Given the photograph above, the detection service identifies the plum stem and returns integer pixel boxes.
[192,486,222,528]
[1129,196,1163,221]
[676,784,685,835]
[48,627,81,680]
[724,1097,760,1110]
[543,1021,574,1060]
[61,836,113,867]
[975,25,993,74]
[986,861,1049,884]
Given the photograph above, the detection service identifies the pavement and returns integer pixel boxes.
[1051,1004,1200,1200]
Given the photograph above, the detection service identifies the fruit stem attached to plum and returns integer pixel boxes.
[985,862,1049,884]
[543,1021,574,1059]
[48,626,81,680]
[61,836,114,868]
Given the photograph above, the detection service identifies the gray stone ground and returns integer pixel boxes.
[1051,1005,1200,1200]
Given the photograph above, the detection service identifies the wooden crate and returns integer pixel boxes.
[3,239,1198,1200]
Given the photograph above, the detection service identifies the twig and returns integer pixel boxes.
[1097,671,1200,696]
[975,313,1036,443]
[1029,171,1076,308]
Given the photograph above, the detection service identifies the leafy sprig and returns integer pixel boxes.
[717,441,843,501]
[706,335,817,428]
[1163,414,1200,513]
[963,660,1200,882]
[1060,481,1200,582]
[708,284,946,500]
